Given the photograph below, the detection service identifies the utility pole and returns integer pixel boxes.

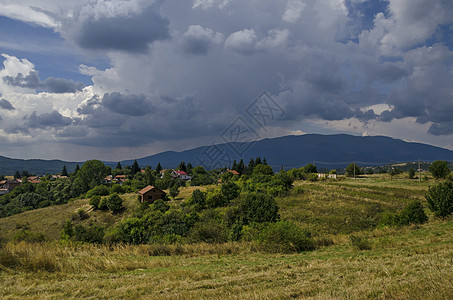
[418,159,421,183]
[353,161,356,179]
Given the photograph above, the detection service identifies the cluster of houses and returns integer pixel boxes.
[159,169,192,181]
[0,175,69,195]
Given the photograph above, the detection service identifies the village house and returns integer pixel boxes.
[160,169,192,181]
[138,185,166,203]
[317,173,337,179]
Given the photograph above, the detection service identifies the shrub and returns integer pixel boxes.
[98,197,109,211]
[13,229,46,243]
[151,199,170,213]
[188,222,228,243]
[169,185,180,199]
[399,200,428,225]
[426,182,453,218]
[259,221,314,253]
[239,192,279,224]
[110,184,124,194]
[77,209,89,220]
[350,235,372,250]
[73,224,105,243]
[89,195,101,210]
[86,185,110,198]
[429,160,451,179]
[189,189,206,210]
[106,193,123,213]
[220,181,241,201]
[206,189,228,208]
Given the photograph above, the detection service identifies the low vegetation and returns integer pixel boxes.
[1,159,453,298]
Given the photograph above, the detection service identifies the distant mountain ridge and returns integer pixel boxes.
[0,156,79,176]
[1,134,453,175]
[117,134,453,171]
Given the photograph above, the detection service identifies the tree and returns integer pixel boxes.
[178,161,187,172]
[106,193,123,213]
[247,158,255,175]
[429,160,451,179]
[75,160,110,193]
[232,160,238,171]
[190,189,206,209]
[61,165,68,177]
[130,159,141,175]
[74,164,80,174]
[156,162,163,173]
[426,182,453,218]
[143,166,156,186]
[262,157,268,165]
[169,185,180,199]
[239,192,279,224]
[237,159,245,174]
[346,163,361,177]
[220,181,240,201]
[14,170,21,179]
[253,164,274,176]
[303,163,317,174]
[255,157,262,166]
[408,168,416,179]
[115,162,122,170]
[186,162,193,173]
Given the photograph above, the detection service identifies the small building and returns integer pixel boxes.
[138,185,166,203]
[5,180,21,192]
[172,170,191,181]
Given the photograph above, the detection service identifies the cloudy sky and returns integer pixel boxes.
[0,0,452,161]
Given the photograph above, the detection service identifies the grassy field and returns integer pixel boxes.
[1,176,453,299]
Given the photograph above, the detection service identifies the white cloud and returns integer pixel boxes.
[192,0,231,10]
[282,0,306,23]
[225,28,258,54]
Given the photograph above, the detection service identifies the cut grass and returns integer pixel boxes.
[1,219,452,299]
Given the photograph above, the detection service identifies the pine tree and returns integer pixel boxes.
[130,159,140,175]
[232,160,238,171]
[187,162,193,173]
[263,157,268,165]
[14,170,21,179]
[247,158,255,175]
[156,162,163,173]
[255,157,262,166]
[237,159,245,174]
[178,161,187,172]
[115,162,122,170]
[75,164,80,174]
[61,165,68,176]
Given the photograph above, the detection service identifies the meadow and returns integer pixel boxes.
[1,175,452,299]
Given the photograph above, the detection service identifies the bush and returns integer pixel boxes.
[110,184,124,194]
[73,224,105,243]
[399,200,428,225]
[12,229,46,243]
[206,189,228,208]
[151,199,170,213]
[188,189,206,210]
[259,221,314,253]
[77,209,89,220]
[429,160,451,179]
[106,193,123,213]
[220,181,241,201]
[426,182,453,218]
[188,222,228,243]
[89,195,101,210]
[239,192,279,224]
[86,185,110,198]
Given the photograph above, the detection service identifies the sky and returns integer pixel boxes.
[0,0,452,162]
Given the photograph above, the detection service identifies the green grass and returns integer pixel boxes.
[1,176,452,298]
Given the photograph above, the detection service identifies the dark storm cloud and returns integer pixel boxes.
[0,99,15,110]
[74,5,170,53]
[27,111,73,128]
[428,122,453,135]
[102,92,154,116]
[3,71,85,93]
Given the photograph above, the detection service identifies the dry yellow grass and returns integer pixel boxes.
[1,218,452,299]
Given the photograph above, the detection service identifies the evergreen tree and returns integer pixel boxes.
[21,170,30,178]
[75,164,80,174]
[14,170,21,179]
[144,166,156,186]
[61,165,68,177]
[115,162,122,170]
[255,157,262,166]
[237,159,245,174]
[248,158,255,175]
[187,162,193,173]
[263,157,268,165]
[156,162,163,173]
[232,160,238,171]
[130,159,140,175]
[178,161,187,172]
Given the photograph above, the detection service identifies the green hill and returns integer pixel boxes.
[0,176,452,299]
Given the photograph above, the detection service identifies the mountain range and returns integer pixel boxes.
[1,134,453,175]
